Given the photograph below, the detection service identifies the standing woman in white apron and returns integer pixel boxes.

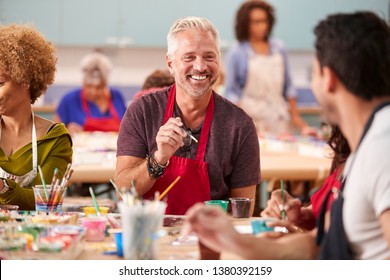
[225,0,317,136]
[0,24,73,210]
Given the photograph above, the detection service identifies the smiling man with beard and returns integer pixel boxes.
[115,17,260,215]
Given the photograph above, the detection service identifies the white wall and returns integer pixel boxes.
[55,46,167,86]
[54,46,314,89]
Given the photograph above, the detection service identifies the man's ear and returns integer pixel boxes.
[166,54,173,75]
[322,66,337,93]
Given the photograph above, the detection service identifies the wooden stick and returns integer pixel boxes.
[158,176,181,201]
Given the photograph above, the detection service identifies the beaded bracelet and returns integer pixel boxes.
[146,154,169,180]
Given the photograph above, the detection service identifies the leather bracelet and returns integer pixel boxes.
[146,154,169,180]
[153,154,169,167]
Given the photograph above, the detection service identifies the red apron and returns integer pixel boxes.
[144,85,214,215]
[81,90,121,132]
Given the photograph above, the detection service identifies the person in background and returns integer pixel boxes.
[213,65,225,96]
[0,24,73,210]
[133,69,175,100]
[115,17,260,215]
[225,0,316,136]
[54,52,126,135]
[183,11,390,260]
[261,125,351,232]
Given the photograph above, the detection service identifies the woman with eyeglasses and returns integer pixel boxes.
[225,0,317,136]
[54,52,126,135]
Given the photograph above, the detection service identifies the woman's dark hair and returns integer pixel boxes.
[235,0,275,42]
[327,125,351,174]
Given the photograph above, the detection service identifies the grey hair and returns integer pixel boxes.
[167,16,220,58]
[80,52,112,85]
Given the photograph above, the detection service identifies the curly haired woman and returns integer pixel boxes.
[0,24,72,210]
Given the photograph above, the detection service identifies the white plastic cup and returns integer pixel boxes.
[118,201,166,260]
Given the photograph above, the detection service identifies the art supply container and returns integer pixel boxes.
[114,231,123,257]
[118,200,166,260]
[33,185,65,213]
[229,197,253,218]
[204,200,229,212]
[81,216,107,242]
[83,206,109,217]
[108,228,123,257]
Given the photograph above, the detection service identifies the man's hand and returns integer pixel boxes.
[154,117,187,164]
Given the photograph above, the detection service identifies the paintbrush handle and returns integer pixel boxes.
[280,180,286,220]
[89,187,101,216]
[158,176,181,200]
[188,133,198,143]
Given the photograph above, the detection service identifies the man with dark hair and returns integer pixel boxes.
[312,11,390,259]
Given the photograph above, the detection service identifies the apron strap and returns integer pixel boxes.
[163,84,176,123]
[0,112,38,185]
[108,98,121,121]
[164,84,215,161]
[196,93,214,161]
[31,113,38,173]
[316,186,339,245]
[81,89,119,120]
[81,89,92,117]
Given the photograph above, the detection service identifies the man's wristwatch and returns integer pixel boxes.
[146,154,169,180]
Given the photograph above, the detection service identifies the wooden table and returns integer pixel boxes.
[78,217,252,260]
[70,150,331,184]
[68,132,332,204]
[260,150,331,181]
